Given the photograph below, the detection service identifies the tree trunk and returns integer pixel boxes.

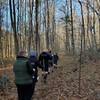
[93,1,97,50]
[46,0,50,50]
[9,0,19,55]
[35,0,40,53]
[86,0,92,49]
[78,0,85,52]
[70,0,75,54]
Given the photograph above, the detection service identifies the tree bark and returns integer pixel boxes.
[70,0,75,54]
[78,0,85,52]
[9,0,19,55]
[35,0,40,53]
[46,0,50,50]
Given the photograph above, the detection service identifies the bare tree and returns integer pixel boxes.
[46,0,50,50]
[28,0,34,52]
[78,0,86,94]
[35,0,40,53]
[86,0,92,49]
[59,0,70,53]
[0,1,3,60]
[78,0,86,52]
[70,0,75,54]
[9,0,19,55]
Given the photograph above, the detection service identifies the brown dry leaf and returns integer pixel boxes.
[0,55,100,100]
[68,96,81,100]
[58,95,67,100]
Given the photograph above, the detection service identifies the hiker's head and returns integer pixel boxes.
[43,49,48,52]
[17,50,26,57]
[29,50,37,57]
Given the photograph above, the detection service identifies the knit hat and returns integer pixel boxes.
[29,50,37,57]
[17,50,26,56]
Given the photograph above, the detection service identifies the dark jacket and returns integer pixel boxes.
[53,54,59,65]
[13,56,33,85]
[27,55,43,82]
[39,52,51,71]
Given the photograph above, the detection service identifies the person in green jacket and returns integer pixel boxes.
[13,50,34,100]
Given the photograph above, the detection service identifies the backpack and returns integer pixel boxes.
[27,56,38,82]
[39,52,51,71]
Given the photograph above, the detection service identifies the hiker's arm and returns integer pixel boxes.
[57,55,59,60]
[26,61,33,75]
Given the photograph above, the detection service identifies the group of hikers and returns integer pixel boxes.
[13,49,59,100]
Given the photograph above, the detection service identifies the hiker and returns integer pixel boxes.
[13,50,34,100]
[48,50,54,72]
[53,52,59,68]
[28,51,39,83]
[27,50,43,89]
[48,50,54,67]
[39,50,51,83]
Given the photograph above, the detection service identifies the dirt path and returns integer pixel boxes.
[32,56,80,100]
[0,55,100,100]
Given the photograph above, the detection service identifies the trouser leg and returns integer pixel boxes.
[16,84,35,100]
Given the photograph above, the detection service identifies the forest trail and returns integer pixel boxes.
[33,55,81,100]
[33,54,100,100]
[0,54,100,100]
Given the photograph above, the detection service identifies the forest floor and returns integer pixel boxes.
[0,54,100,100]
